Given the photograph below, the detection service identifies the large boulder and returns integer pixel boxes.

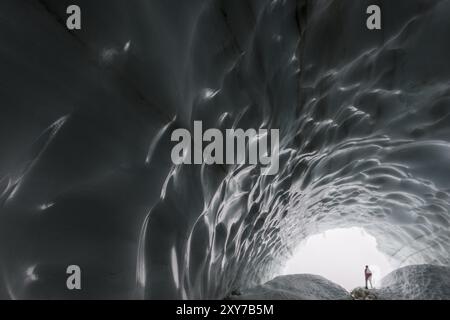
[229,274,350,300]
[376,265,450,300]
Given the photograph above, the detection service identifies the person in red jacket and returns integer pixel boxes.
[365,265,373,289]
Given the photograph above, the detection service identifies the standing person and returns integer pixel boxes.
[365,265,373,289]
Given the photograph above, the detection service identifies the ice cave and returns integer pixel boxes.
[1,0,450,300]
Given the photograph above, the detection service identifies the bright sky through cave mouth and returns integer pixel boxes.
[282,227,395,291]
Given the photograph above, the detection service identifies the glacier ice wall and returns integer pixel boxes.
[378,265,450,300]
[0,0,450,299]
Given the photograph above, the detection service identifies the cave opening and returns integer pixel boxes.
[280,227,397,291]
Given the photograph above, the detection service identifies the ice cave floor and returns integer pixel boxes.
[227,265,450,300]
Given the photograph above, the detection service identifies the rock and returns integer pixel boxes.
[350,287,378,300]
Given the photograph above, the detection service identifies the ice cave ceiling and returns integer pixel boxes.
[0,0,450,299]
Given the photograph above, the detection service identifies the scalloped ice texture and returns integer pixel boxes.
[0,0,450,299]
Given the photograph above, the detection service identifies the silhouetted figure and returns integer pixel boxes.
[365,265,373,289]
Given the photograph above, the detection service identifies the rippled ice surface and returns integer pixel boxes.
[0,0,450,299]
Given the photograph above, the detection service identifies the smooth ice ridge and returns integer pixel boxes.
[1,0,450,299]
[229,274,350,300]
